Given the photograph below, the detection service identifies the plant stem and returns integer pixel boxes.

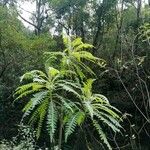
[58,113,63,150]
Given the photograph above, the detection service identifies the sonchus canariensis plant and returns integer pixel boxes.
[45,36,106,79]
[14,67,81,140]
[64,79,122,150]
[14,36,122,150]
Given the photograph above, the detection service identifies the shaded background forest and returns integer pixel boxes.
[0,0,150,149]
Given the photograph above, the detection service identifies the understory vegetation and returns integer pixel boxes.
[0,0,150,150]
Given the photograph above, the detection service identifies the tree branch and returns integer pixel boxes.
[17,12,38,29]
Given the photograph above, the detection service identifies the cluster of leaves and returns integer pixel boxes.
[14,36,122,149]
[139,23,150,43]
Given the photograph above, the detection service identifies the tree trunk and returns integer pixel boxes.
[137,0,142,26]
[135,0,142,51]
[92,5,103,54]
[113,0,124,59]
[80,19,85,42]
[35,0,42,35]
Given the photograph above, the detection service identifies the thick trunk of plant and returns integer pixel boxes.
[58,113,63,150]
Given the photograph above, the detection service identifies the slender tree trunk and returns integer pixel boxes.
[80,20,85,42]
[92,0,105,54]
[92,12,102,54]
[137,0,142,26]
[35,0,42,35]
[113,0,124,59]
[0,28,1,48]
[135,0,142,51]
[0,28,3,78]
[0,28,11,79]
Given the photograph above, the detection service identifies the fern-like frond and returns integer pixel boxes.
[15,83,38,95]
[105,104,122,114]
[94,112,120,133]
[36,99,49,139]
[20,70,47,82]
[56,95,74,112]
[93,104,120,118]
[14,83,45,101]
[74,64,86,79]
[72,37,82,48]
[56,94,80,111]
[82,79,95,98]
[33,78,47,83]
[76,111,85,125]
[22,91,49,117]
[57,80,81,89]
[47,101,58,142]
[83,101,94,119]
[74,43,93,51]
[60,69,77,77]
[58,83,80,98]
[77,60,95,76]
[28,107,39,125]
[93,120,112,150]
[97,111,122,129]
[30,70,47,78]
[73,51,97,62]
[15,90,37,100]
[20,72,34,82]
[65,112,79,142]
[93,94,109,103]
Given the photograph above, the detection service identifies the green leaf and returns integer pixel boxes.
[48,67,60,77]
[36,99,49,139]
[76,111,85,125]
[47,101,58,142]
[94,112,120,133]
[72,37,83,48]
[83,101,94,119]
[23,91,49,116]
[75,43,93,51]
[65,113,79,142]
[83,79,95,97]
[58,83,80,98]
[93,120,112,150]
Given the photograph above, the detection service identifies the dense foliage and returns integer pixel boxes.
[0,0,150,150]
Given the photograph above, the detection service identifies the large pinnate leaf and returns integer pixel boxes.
[65,112,84,142]
[47,101,58,142]
[93,120,112,150]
